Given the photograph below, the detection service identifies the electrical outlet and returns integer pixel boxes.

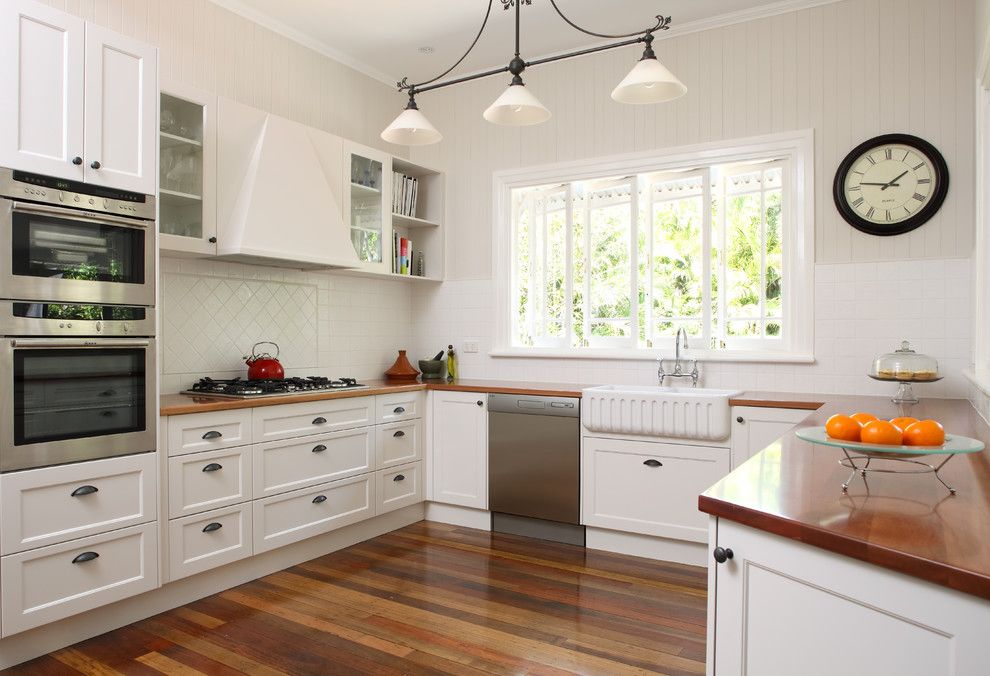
[463,340,479,353]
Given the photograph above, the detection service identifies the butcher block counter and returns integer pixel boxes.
[700,395,990,600]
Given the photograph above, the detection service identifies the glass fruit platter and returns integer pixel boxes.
[796,426,984,494]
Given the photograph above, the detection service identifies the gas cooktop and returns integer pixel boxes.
[184,377,369,399]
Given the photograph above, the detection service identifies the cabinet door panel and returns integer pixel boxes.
[730,406,810,468]
[254,427,375,499]
[583,437,728,541]
[431,392,487,509]
[0,1,85,179]
[83,24,156,194]
[712,519,990,675]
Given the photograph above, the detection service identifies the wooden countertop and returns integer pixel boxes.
[160,379,587,416]
[699,396,990,600]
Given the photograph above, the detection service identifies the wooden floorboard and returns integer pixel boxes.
[3,521,708,675]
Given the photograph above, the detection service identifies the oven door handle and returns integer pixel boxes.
[10,338,152,348]
[10,201,151,228]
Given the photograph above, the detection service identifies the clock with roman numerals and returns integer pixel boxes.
[833,133,949,236]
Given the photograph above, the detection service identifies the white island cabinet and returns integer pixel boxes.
[729,405,811,468]
[708,518,990,676]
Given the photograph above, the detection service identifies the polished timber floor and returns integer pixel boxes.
[5,522,708,675]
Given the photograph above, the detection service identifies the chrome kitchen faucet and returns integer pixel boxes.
[657,327,699,386]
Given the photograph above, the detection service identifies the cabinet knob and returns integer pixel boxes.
[208,237,217,243]
[643,459,663,468]
[736,416,744,424]
[71,485,99,497]
[202,522,223,533]
[90,160,101,170]
[71,156,83,165]
[713,546,734,564]
[477,400,484,407]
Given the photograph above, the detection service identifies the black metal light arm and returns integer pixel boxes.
[398,0,670,98]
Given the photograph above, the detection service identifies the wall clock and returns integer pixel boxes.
[833,134,949,236]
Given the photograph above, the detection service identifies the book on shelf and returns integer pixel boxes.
[391,173,419,218]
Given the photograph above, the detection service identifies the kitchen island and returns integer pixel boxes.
[699,395,990,675]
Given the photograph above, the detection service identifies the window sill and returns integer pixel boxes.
[489,348,816,364]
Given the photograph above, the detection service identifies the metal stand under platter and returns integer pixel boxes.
[838,447,959,494]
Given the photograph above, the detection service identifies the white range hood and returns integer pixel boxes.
[216,97,360,269]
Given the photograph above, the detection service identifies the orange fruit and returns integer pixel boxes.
[860,420,903,446]
[850,412,879,426]
[825,414,862,442]
[889,416,920,432]
[902,420,945,447]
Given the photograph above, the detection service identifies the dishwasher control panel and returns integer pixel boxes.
[487,393,580,417]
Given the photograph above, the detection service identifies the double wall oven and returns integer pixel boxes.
[0,168,157,472]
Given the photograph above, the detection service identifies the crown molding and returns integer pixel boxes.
[208,0,845,92]
[206,0,398,87]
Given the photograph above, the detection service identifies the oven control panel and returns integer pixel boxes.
[0,302,154,338]
[0,168,155,221]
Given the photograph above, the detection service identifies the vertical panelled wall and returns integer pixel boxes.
[411,0,976,279]
[39,0,400,154]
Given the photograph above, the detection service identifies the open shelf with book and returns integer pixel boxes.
[389,157,444,281]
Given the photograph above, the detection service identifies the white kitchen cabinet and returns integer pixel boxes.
[583,437,729,542]
[431,391,487,509]
[729,406,811,468]
[1,453,157,555]
[82,24,156,194]
[0,2,156,192]
[376,418,423,468]
[376,391,425,424]
[167,446,252,519]
[343,141,391,273]
[253,427,375,499]
[252,397,374,444]
[708,518,990,676]
[377,462,423,514]
[159,81,218,255]
[168,504,252,581]
[0,0,85,180]
[1,522,158,637]
[167,408,252,456]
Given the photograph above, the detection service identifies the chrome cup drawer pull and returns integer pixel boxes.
[202,522,223,533]
[202,430,223,440]
[393,430,406,438]
[71,485,99,497]
[643,459,663,468]
[202,463,223,472]
[312,495,328,504]
[72,551,99,564]
[393,406,406,414]
[312,444,328,453]
[312,417,328,425]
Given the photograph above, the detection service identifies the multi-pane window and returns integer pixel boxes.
[511,159,791,353]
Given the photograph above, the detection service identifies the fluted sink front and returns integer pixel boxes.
[581,385,741,441]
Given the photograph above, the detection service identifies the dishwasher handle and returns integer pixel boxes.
[487,393,580,418]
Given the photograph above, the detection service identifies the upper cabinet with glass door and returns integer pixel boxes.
[342,142,390,273]
[159,82,217,256]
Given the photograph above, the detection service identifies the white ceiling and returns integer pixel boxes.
[216,0,827,86]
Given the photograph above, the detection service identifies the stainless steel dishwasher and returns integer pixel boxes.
[488,393,584,546]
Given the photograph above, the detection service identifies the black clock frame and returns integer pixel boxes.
[832,133,949,236]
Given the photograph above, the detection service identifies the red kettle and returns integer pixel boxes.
[245,342,284,380]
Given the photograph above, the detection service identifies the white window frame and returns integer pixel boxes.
[492,130,816,363]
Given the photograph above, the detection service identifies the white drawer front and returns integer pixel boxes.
[167,505,252,582]
[582,437,729,542]
[253,398,374,443]
[167,409,252,456]
[1,453,157,555]
[376,419,423,468]
[376,391,425,423]
[1,523,158,637]
[377,462,423,515]
[168,447,252,519]
[254,427,375,499]
[252,474,375,554]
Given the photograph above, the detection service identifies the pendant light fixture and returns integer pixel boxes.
[381,0,685,146]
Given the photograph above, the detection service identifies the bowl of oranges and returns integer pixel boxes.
[794,412,983,456]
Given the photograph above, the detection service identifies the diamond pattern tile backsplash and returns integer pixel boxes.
[159,257,413,393]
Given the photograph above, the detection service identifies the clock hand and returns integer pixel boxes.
[881,170,909,191]
[860,182,898,186]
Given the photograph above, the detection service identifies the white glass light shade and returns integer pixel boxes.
[611,57,687,104]
[381,106,442,146]
[483,83,551,126]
